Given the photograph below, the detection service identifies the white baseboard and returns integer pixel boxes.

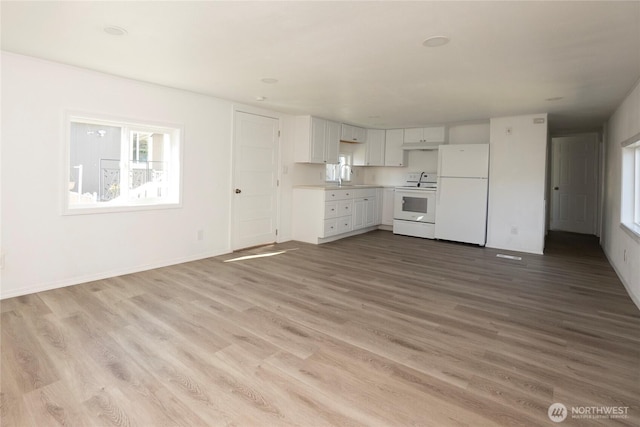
[602,246,640,311]
[317,226,378,244]
[0,250,227,300]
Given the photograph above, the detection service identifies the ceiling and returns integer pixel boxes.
[2,1,639,133]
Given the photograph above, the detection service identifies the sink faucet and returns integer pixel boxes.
[338,164,352,186]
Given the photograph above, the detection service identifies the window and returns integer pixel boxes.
[325,154,353,183]
[632,143,640,227]
[635,145,640,227]
[65,114,182,214]
[621,134,640,237]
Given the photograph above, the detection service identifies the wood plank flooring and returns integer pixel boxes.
[1,231,639,426]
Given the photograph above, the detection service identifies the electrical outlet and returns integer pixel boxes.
[197,230,204,241]
[510,226,519,235]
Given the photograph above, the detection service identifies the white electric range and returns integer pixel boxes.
[393,172,437,239]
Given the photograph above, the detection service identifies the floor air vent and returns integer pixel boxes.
[496,254,523,261]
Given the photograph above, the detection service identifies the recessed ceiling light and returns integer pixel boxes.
[103,25,127,36]
[422,36,450,48]
[261,78,279,84]
[545,97,564,102]
[255,96,267,101]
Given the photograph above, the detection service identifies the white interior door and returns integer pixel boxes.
[550,134,598,234]
[233,111,279,250]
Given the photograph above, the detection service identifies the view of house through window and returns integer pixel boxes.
[67,116,181,212]
[325,154,352,183]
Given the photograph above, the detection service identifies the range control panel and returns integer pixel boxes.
[406,172,437,185]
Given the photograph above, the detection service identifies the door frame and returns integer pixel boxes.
[230,105,282,251]
[548,132,601,236]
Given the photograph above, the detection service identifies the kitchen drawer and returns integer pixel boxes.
[337,215,353,234]
[324,218,339,237]
[337,200,353,216]
[325,189,354,201]
[324,201,338,218]
[353,188,376,198]
[392,220,435,239]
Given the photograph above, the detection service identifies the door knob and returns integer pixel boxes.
[235,189,242,194]
[553,187,559,190]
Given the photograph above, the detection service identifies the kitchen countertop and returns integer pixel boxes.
[294,184,385,190]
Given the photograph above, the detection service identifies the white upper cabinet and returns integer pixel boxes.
[354,129,386,166]
[310,117,326,163]
[366,129,386,166]
[403,126,446,145]
[384,129,408,166]
[325,120,340,164]
[341,124,367,143]
[294,116,340,163]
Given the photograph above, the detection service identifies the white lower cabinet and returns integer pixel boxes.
[381,187,395,226]
[354,196,376,228]
[337,216,353,234]
[293,187,381,244]
[353,198,365,229]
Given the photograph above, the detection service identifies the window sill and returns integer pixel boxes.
[621,222,640,243]
[63,201,181,216]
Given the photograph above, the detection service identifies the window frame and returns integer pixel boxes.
[325,153,353,183]
[63,112,184,216]
[635,145,640,227]
[621,133,640,240]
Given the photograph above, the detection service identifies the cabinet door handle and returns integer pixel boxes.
[235,189,242,194]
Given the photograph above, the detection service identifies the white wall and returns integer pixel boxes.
[487,114,548,254]
[602,80,640,308]
[448,122,490,145]
[0,53,277,298]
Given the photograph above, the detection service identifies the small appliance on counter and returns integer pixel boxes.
[393,172,437,239]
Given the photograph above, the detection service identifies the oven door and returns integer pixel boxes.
[394,189,436,223]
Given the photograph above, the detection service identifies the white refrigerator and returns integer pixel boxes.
[435,144,489,245]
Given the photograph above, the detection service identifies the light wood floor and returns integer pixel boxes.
[1,231,639,426]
